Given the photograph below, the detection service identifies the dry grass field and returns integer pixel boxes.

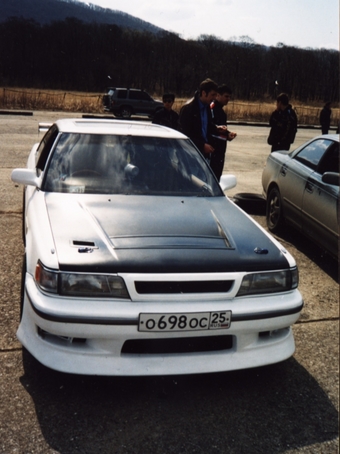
[0,87,102,113]
[0,87,339,127]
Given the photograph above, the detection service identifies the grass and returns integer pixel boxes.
[175,99,340,127]
[0,87,103,113]
[0,87,339,127]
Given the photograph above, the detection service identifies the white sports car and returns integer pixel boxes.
[12,119,303,376]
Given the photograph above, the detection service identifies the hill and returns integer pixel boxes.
[0,0,165,34]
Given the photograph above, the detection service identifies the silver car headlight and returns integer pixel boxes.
[35,262,130,299]
[237,268,298,296]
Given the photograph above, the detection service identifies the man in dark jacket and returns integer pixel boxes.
[179,79,227,162]
[152,93,179,130]
[210,85,237,180]
[268,93,297,152]
[319,102,332,135]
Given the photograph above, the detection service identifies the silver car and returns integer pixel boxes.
[262,134,339,259]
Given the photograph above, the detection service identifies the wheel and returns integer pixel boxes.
[266,187,284,232]
[120,106,132,118]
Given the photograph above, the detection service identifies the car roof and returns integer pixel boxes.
[54,119,186,139]
[106,87,143,91]
[287,133,339,158]
[315,133,339,142]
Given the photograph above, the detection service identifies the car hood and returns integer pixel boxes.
[45,193,290,273]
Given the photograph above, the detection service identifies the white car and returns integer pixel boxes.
[12,119,303,376]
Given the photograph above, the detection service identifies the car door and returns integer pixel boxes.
[129,90,155,114]
[276,153,313,231]
[138,90,155,114]
[279,139,333,231]
[301,141,339,255]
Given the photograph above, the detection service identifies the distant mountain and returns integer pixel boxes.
[0,0,165,34]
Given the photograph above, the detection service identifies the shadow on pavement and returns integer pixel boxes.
[271,227,338,283]
[20,350,338,453]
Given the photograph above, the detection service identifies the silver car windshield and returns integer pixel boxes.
[43,134,223,196]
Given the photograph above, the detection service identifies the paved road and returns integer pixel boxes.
[0,112,338,453]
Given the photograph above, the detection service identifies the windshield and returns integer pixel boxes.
[43,134,223,196]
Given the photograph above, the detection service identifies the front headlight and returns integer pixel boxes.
[237,268,298,296]
[35,262,130,299]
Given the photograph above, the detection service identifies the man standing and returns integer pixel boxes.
[179,79,227,162]
[210,85,237,180]
[152,93,179,130]
[268,93,297,152]
[319,102,332,135]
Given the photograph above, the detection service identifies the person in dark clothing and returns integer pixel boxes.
[179,79,227,162]
[268,93,298,152]
[152,93,179,130]
[319,102,332,135]
[210,85,237,180]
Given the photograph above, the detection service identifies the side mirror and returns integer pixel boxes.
[11,169,41,188]
[322,172,339,186]
[219,174,237,191]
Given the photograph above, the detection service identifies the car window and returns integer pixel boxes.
[317,142,339,174]
[140,92,152,101]
[43,134,223,197]
[116,90,127,99]
[129,91,145,100]
[294,139,333,171]
[36,125,59,173]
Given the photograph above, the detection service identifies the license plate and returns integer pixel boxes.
[138,311,231,332]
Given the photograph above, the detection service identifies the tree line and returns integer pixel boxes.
[0,17,338,102]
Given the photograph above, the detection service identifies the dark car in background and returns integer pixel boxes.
[262,134,339,259]
[103,87,163,118]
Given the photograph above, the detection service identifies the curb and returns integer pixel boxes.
[0,110,33,116]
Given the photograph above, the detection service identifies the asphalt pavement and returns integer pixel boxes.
[0,111,338,453]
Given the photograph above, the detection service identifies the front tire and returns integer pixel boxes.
[266,187,284,233]
[120,106,132,118]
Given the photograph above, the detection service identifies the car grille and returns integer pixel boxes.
[122,335,233,354]
[135,280,234,294]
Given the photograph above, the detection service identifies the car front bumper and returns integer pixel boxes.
[18,274,303,376]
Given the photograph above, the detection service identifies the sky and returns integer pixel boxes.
[81,0,339,50]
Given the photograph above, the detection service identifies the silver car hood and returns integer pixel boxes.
[45,193,289,273]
